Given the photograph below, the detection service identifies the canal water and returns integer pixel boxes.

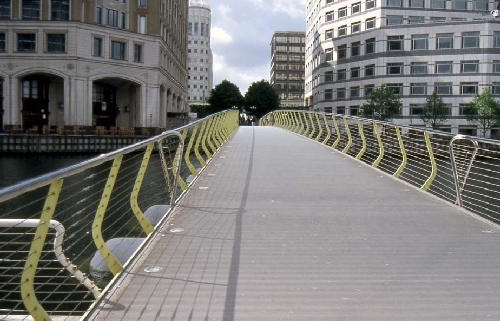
[0,154,97,188]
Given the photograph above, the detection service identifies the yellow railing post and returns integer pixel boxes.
[393,126,407,178]
[173,130,189,192]
[92,156,125,276]
[332,115,341,149]
[195,120,208,167]
[21,178,63,321]
[372,122,385,168]
[421,132,437,191]
[322,114,331,145]
[308,113,316,139]
[342,116,352,154]
[315,113,323,142]
[201,117,213,159]
[184,125,199,178]
[356,119,366,160]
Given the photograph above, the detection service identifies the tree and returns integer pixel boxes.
[465,87,500,137]
[420,91,448,130]
[361,85,402,121]
[207,80,243,114]
[244,79,280,119]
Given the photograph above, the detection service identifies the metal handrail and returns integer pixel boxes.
[0,219,101,299]
[449,134,479,207]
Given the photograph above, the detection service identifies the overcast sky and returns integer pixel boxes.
[208,0,306,94]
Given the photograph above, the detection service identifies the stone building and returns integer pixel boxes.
[0,0,188,132]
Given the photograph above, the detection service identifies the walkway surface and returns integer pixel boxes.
[87,126,500,321]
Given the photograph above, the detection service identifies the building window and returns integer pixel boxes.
[494,32,500,48]
[120,12,126,29]
[339,7,347,17]
[408,16,424,24]
[337,107,346,114]
[453,0,467,9]
[387,63,404,75]
[462,32,479,48]
[350,86,360,97]
[474,0,488,10]
[0,0,10,19]
[338,25,347,36]
[352,2,361,13]
[138,15,146,34]
[366,0,376,8]
[134,44,142,62]
[107,9,118,27]
[430,16,446,22]
[494,60,500,73]
[388,0,402,6]
[325,48,333,61]
[327,0,334,3]
[351,67,360,78]
[492,83,500,95]
[387,15,403,25]
[461,60,479,73]
[412,34,428,50]
[351,22,361,33]
[365,38,375,54]
[410,104,424,115]
[386,83,403,95]
[435,82,452,95]
[337,88,346,99]
[365,84,375,96]
[387,35,404,51]
[350,106,359,116]
[435,61,453,73]
[111,40,126,60]
[409,0,424,7]
[326,29,334,39]
[22,0,40,20]
[437,33,453,49]
[410,83,427,95]
[325,89,333,100]
[325,71,334,82]
[338,44,347,59]
[461,82,478,94]
[51,0,69,20]
[95,7,102,24]
[47,34,65,52]
[351,41,360,56]
[338,69,347,80]
[411,62,427,74]
[139,0,146,8]
[365,64,375,76]
[0,33,5,51]
[431,0,446,8]
[326,10,334,21]
[17,33,36,52]
[93,37,102,57]
[366,17,375,29]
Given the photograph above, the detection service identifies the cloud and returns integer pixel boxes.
[211,27,233,44]
[271,0,305,19]
[216,3,232,18]
[213,53,266,94]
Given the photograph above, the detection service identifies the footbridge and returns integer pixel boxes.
[1,110,500,320]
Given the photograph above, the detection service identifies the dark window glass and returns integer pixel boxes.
[18,33,36,51]
[0,0,11,19]
[51,0,69,20]
[47,34,65,52]
[22,0,40,20]
[93,37,102,56]
[0,33,5,51]
[134,44,142,62]
[111,40,125,60]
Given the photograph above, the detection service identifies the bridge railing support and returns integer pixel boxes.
[0,110,239,320]
[262,110,500,225]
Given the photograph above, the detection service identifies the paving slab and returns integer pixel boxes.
[87,126,500,321]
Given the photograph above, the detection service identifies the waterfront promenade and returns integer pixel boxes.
[86,126,500,320]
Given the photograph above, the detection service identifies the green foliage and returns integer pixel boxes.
[189,104,211,118]
[361,85,402,121]
[208,80,243,114]
[465,87,500,137]
[244,79,280,119]
[420,91,448,130]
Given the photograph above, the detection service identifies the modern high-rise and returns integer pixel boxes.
[270,31,306,108]
[0,0,188,132]
[187,0,213,105]
[305,0,500,137]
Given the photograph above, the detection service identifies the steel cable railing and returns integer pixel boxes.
[261,110,500,225]
[0,110,239,320]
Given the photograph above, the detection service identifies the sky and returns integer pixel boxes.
[208,0,306,94]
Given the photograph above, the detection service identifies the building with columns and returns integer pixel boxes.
[0,0,188,132]
[187,0,213,106]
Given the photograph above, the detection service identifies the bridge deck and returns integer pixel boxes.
[87,126,500,321]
